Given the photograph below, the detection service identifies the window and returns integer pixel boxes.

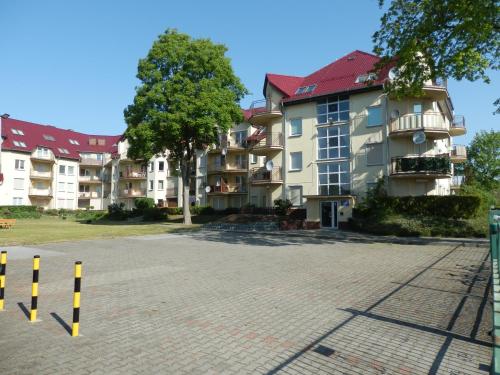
[67,166,75,176]
[233,131,247,146]
[367,106,383,127]
[235,154,246,169]
[413,103,422,114]
[318,161,350,196]
[13,197,23,205]
[317,95,349,124]
[288,186,303,206]
[14,178,24,190]
[366,143,384,166]
[290,152,302,171]
[355,73,377,83]
[11,129,24,135]
[97,139,106,146]
[290,118,302,136]
[295,84,317,94]
[57,148,69,154]
[13,140,27,147]
[15,159,25,170]
[158,180,164,190]
[59,165,66,175]
[79,185,90,193]
[88,138,97,145]
[43,134,55,141]
[37,147,49,157]
[69,139,80,145]
[96,153,103,160]
[317,125,349,159]
[80,168,90,176]
[158,161,165,171]
[250,154,258,164]
[66,199,74,209]
[58,182,65,192]
[149,180,154,190]
[149,162,154,172]
[67,183,74,193]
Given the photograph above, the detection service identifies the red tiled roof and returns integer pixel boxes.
[1,118,122,160]
[264,50,390,103]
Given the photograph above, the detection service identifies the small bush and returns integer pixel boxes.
[274,199,292,216]
[190,205,215,215]
[0,205,42,219]
[107,203,128,220]
[134,197,155,212]
[142,207,168,221]
[166,207,183,215]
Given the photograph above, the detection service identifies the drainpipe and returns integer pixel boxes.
[383,93,391,195]
[281,102,287,200]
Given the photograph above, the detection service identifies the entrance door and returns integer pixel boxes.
[321,201,338,229]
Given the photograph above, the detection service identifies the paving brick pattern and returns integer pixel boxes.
[0,231,492,374]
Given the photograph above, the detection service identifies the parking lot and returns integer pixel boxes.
[0,231,492,374]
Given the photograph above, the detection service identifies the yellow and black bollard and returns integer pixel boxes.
[0,251,7,310]
[30,255,40,322]
[72,261,82,337]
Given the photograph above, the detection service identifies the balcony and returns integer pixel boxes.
[209,136,247,153]
[450,115,466,136]
[119,189,146,198]
[390,155,451,178]
[30,170,52,180]
[250,166,283,185]
[79,157,105,167]
[207,163,247,174]
[246,132,283,155]
[247,99,282,126]
[451,175,465,190]
[28,187,53,197]
[450,145,467,163]
[119,171,147,180]
[78,191,101,199]
[166,187,178,197]
[79,175,103,183]
[31,152,55,163]
[422,79,448,100]
[207,182,247,194]
[390,112,449,139]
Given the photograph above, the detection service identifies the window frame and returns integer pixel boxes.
[367,105,383,127]
[59,165,66,175]
[316,95,350,125]
[289,152,303,171]
[365,142,384,166]
[317,124,350,160]
[158,180,164,190]
[317,161,350,196]
[289,118,303,137]
[287,185,303,207]
[15,159,25,170]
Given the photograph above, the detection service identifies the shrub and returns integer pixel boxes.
[166,207,183,215]
[134,197,155,212]
[142,207,167,221]
[273,199,292,216]
[0,205,42,219]
[190,205,215,215]
[107,203,128,220]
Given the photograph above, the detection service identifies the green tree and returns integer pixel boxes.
[465,130,500,189]
[373,0,499,109]
[124,30,247,224]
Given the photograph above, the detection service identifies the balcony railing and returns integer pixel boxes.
[451,175,465,188]
[451,145,467,159]
[30,170,52,179]
[119,171,147,179]
[208,183,246,193]
[208,163,247,173]
[247,132,283,149]
[29,187,53,196]
[79,175,102,182]
[31,152,54,162]
[390,112,448,133]
[166,187,178,197]
[450,115,466,135]
[79,157,105,166]
[250,166,282,183]
[391,155,451,176]
[78,191,101,199]
[249,98,281,117]
[119,189,146,198]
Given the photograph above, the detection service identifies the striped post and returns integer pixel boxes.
[0,251,7,310]
[30,255,40,322]
[72,261,82,337]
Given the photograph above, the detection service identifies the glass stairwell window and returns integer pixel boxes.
[317,124,350,160]
[317,95,349,124]
[318,161,350,196]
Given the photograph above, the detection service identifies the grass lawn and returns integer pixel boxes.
[0,216,201,246]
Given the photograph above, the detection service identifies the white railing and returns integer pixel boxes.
[30,170,52,179]
[29,187,52,196]
[79,175,102,182]
[391,112,448,132]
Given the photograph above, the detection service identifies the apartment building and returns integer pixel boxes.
[205,50,466,228]
[0,50,466,229]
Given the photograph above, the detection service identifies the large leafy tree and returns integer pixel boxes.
[124,30,247,224]
[373,0,499,107]
[465,130,500,189]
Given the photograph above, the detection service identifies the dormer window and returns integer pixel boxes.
[97,139,106,146]
[69,139,80,145]
[43,134,55,141]
[355,73,377,84]
[89,138,97,145]
[58,148,70,154]
[295,84,317,95]
[11,128,24,135]
[13,140,27,147]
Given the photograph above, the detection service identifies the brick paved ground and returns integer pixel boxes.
[0,231,492,374]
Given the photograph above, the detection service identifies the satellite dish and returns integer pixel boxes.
[388,67,398,80]
[265,160,274,171]
[412,130,426,145]
[205,186,211,193]
[221,147,227,156]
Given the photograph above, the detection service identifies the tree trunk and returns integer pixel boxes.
[181,158,192,225]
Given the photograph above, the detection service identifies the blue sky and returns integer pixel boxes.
[1,0,498,145]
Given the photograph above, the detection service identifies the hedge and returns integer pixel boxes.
[355,195,481,219]
[0,205,42,219]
